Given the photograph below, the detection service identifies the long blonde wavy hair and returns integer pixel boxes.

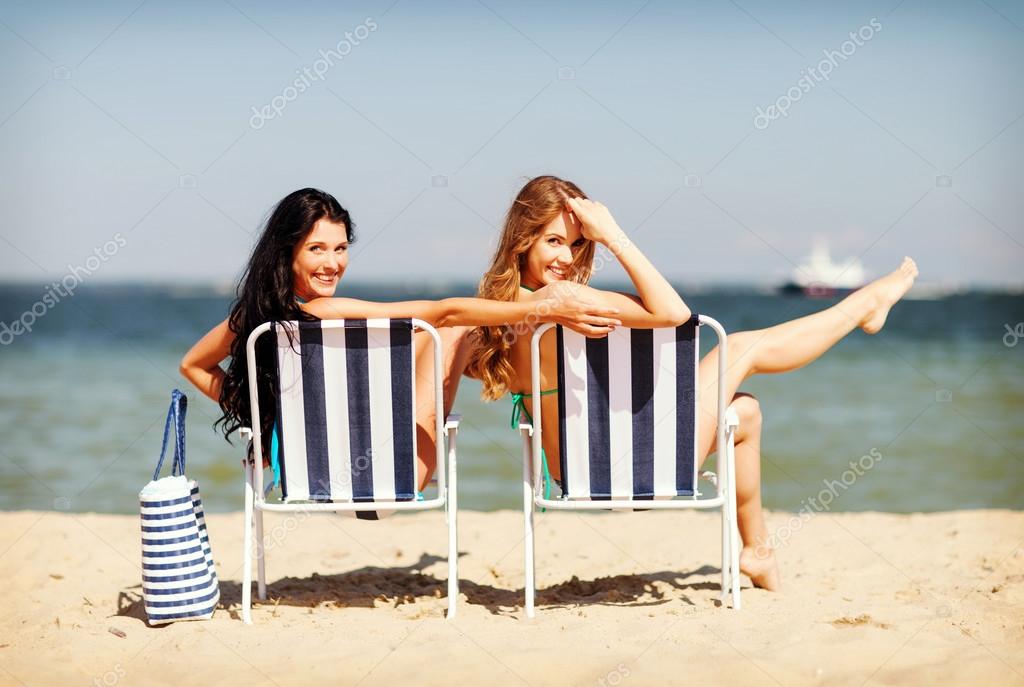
[468,175,597,400]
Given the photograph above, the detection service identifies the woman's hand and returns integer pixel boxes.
[536,287,621,337]
[566,197,624,247]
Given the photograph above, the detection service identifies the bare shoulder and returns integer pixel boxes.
[299,297,353,319]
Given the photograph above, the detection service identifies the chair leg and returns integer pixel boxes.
[522,430,536,618]
[726,429,742,610]
[254,507,266,601]
[720,463,729,603]
[525,495,536,619]
[242,461,255,625]
[731,516,742,610]
[724,427,741,610]
[446,429,459,620]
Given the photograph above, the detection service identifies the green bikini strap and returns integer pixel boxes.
[509,391,557,502]
[509,389,559,428]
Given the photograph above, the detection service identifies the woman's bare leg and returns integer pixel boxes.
[697,257,918,589]
[413,326,475,491]
[705,393,779,590]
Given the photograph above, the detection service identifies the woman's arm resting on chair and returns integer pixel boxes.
[180,318,232,403]
[180,294,620,402]
[563,197,691,329]
[301,296,621,336]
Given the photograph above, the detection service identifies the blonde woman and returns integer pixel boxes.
[468,175,918,590]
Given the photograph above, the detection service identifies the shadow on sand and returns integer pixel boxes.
[118,554,725,622]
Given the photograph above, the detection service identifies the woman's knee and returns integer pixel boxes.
[731,392,762,433]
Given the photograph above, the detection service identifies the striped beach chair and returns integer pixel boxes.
[240,318,461,624]
[519,315,741,616]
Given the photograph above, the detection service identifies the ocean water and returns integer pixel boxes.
[0,283,1021,514]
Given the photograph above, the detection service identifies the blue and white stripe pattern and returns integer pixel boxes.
[556,317,699,500]
[140,390,219,624]
[140,478,220,623]
[273,319,417,518]
[192,483,216,573]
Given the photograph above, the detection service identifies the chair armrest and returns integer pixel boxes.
[518,422,533,437]
[445,413,462,431]
[239,427,254,467]
[725,407,740,432]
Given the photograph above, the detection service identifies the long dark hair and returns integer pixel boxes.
[216,188,355,451]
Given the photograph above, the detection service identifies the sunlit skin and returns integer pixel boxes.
[504,196,918,591]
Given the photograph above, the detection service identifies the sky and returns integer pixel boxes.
[0,0,1022,288]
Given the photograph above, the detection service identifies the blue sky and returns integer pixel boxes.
[1,0,1022,288]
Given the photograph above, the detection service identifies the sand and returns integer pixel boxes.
[1,508,1022,686]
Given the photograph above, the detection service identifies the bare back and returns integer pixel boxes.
[508,286,573,480]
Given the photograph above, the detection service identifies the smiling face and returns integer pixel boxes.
[521,210,588,289]
[291,217,350,300]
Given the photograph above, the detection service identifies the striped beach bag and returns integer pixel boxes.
[139,390,220,625]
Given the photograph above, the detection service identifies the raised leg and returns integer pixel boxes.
[698,257,917,459]
[414,326,476,491]
[699,258,918,590]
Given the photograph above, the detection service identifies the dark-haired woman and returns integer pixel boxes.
[180,188,620,490]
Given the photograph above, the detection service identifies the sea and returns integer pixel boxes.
[0,283,1021,514]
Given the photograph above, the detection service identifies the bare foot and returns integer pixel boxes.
[859,257,918,334]
[740,546,781,591]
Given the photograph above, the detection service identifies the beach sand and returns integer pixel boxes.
[1,508,1022,686]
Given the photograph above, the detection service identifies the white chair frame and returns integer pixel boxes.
[240,318,460,624]
[519,315,741,616]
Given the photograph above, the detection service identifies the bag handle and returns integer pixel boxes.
[153,389,188,481]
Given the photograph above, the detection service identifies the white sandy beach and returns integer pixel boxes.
[1,508,1022,686]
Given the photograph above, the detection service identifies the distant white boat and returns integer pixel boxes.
[780,241,867,297]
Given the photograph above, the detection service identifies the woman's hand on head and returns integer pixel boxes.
[566,197,623,246]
